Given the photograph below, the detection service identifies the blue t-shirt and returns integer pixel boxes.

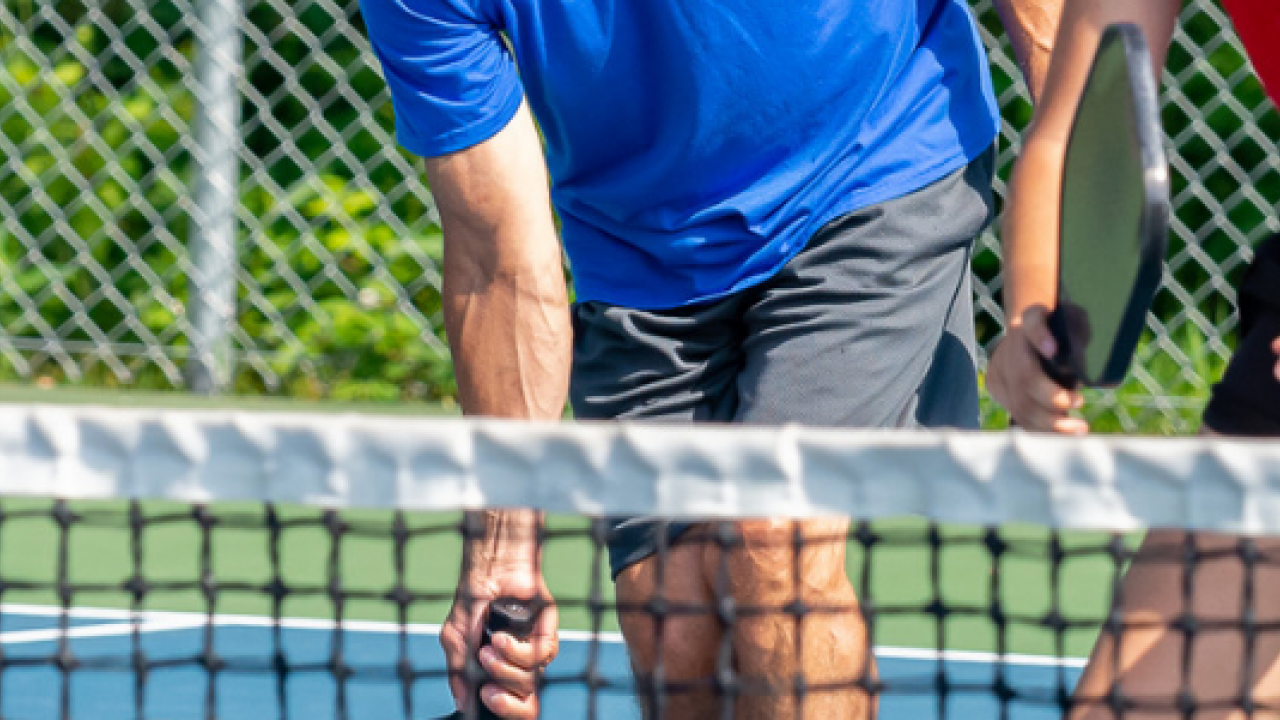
[359,0,999,308]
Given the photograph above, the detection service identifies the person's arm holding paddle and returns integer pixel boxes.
[987,0,1180,433]
[426,104,567,720]
[994,6,1280,719]
[356,2,566,717]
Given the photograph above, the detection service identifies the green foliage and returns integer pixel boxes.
[4,1,1277,426]
[1,0,453,404]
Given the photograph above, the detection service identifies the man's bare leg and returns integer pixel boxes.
[616,518,874,720]
[1071,530,1280,720]
[616,536,724,717]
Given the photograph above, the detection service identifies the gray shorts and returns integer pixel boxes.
[569,149,996,578]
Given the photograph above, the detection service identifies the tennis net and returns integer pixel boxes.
[0,402,1278,719]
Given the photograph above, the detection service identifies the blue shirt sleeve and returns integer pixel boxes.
[358,0,524,157]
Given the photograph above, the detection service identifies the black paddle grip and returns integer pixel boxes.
[1041,306,1081,390]
[466,598,539,720]
[1039,350,1079,390]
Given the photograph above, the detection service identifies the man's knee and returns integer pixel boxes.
[616,543,724,674]
[701,519,852,601]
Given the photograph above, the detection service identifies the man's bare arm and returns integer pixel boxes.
[992,0,1066,102]
[427,101,568,720]
[428,102,570,420]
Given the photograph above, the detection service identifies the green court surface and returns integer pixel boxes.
[0,386,1126,661]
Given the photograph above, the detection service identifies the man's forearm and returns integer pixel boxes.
[443,253,567,566]
[426,103,571,571]
[442,241,571,421]
[428,102,571,422]
[993,0,1066,102]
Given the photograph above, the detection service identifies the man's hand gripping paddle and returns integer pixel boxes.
[440,599,539,720]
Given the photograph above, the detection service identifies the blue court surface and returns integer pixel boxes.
[0,605,1084,719]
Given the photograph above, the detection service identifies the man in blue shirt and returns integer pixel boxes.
[358,2,1063,717]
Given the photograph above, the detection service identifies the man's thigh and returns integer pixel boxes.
[569,296,745,425]
[736,148,995,429]
[570,295,747,578]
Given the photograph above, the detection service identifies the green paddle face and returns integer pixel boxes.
[1044,23,1170,389]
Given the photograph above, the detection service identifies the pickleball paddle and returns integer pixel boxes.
[1042,23,1171,389]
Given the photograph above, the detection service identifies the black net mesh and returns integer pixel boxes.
[3,497,1276,720]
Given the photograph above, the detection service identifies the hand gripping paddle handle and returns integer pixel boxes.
[445,598,539,720]
[1038,347,1080,390]
[1040,306,1082,390]
[1008,332,1079,429]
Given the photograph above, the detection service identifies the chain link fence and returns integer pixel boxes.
[2,0,1277,432]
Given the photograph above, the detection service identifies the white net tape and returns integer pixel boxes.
[0,404,1278,533]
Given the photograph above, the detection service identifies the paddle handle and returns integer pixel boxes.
[1041,307,1082,390]
[471,599,538,720]
[1039,351,1079,390]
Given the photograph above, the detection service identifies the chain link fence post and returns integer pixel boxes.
[185,0,242,395]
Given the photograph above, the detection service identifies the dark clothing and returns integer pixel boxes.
[1203,234,1280,436]
[569,149,997,577]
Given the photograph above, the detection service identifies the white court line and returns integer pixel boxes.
[0,619,206,644]
[875,646,1086,669]
[0,604,449,636]
[0,604,1086,668]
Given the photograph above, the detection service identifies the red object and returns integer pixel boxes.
[1222,0,1280,101]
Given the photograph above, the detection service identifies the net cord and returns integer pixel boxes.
[1,405,1278,533]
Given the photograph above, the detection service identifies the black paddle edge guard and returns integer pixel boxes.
[1046,22,1171,389]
